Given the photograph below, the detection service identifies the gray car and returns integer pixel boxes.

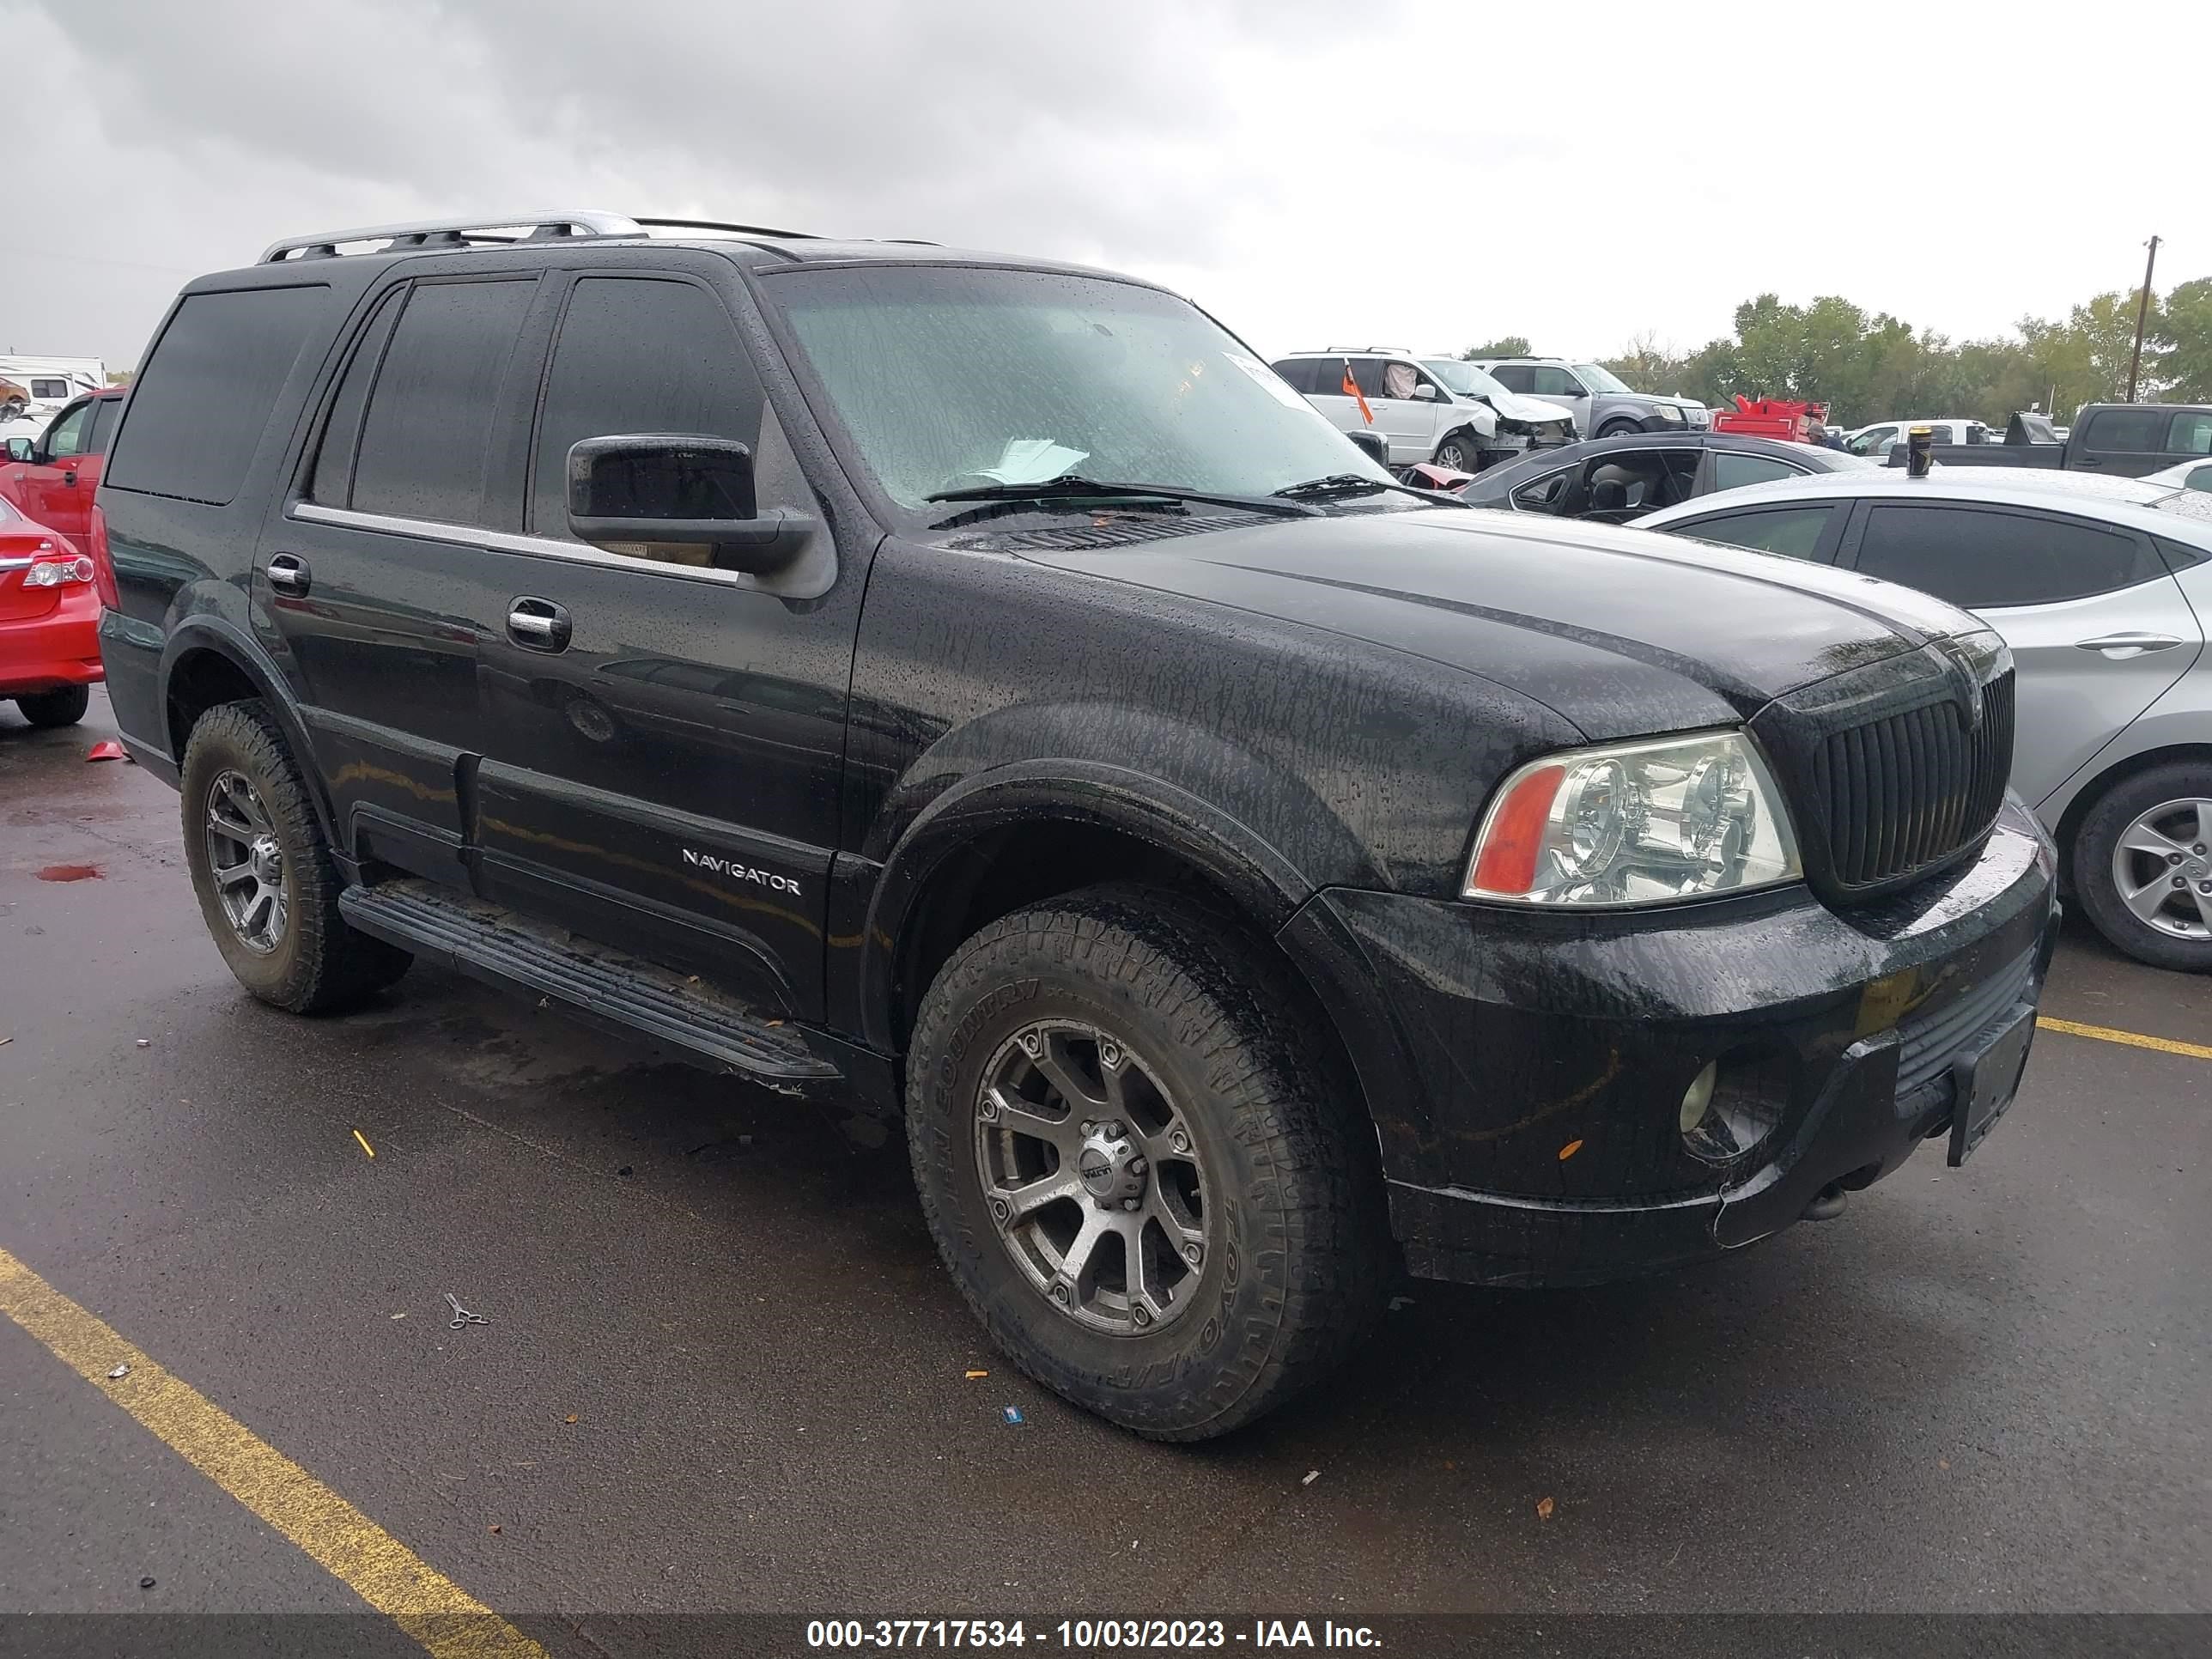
[1469,356,1710,438]
[1636,470,2212,971]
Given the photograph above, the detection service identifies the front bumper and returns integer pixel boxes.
[1300,801,2058,1287]
[0,599,104,696]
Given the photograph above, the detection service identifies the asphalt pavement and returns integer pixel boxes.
[2,691,2206,1651]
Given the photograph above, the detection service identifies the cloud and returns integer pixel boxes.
[7,0,2210,374]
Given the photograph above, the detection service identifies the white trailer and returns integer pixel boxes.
[0,356,110,426]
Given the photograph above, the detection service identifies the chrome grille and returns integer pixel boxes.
[1806,669,2014,893]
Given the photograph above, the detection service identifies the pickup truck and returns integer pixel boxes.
[1896,405,2212,477]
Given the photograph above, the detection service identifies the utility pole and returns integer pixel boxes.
[2126,234,2161,403]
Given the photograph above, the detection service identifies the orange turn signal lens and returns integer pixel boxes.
[1467,763,1565,896]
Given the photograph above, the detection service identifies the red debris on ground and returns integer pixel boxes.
[36,865,102,883]
[85,741,129,763]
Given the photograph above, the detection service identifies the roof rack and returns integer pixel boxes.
[1322,345,1414,355]
[258,210,819,264]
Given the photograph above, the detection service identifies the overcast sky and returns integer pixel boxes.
[9,0,2204,374]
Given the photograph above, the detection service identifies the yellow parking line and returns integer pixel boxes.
[0,1247,544,1659]
[2037,1016,2212,1062]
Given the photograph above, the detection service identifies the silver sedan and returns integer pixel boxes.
[1636,469,2212,972]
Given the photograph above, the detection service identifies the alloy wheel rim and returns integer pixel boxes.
[204,769,289,954]
[973,1019,1209,1336]
[2109,796,2212,941]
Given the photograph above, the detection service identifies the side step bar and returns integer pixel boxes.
[338,879,839,1084]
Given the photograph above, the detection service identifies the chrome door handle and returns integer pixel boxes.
[507,597,571,652]
[2075,633,2185,659]
[265,553,310,595]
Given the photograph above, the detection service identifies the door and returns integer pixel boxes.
[1368,360,1446,463]
[471,261,860,1019]
[266,273,544,883]
[2071,406,2202,477]
[1522,363,1593,432]
[9,396,100,540]
[1842,500,2203,805]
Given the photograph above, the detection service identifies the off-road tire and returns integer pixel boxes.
[179,699,412,1011]
[907,883,1390,1440]
[15,686,91,727]
[2071,761,2212,973]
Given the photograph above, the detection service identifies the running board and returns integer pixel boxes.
[337,878,839,1083]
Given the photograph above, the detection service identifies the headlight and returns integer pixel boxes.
[1464,730,1801,906]
[1656,404,1686,423]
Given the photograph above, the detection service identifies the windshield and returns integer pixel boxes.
[1573,363,1636,395]
[1420,358,1511,400]
[766,265,1390,512]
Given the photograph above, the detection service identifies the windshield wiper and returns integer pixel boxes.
[926,473,1320,518]
[1273,472,1472,507]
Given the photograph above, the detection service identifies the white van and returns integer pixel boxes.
[1270,349,1576,471]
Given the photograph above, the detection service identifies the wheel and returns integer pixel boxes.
[1431,432,1480,472]
[179,699,412,1011]
[1596,419,1643,440]
[2071,763,2212,972]
[15,685,91,727]
[906,884,1390,1440]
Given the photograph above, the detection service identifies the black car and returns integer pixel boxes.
[98,212,2056,1440]
[1462,430,1876,522]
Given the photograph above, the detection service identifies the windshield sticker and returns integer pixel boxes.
[976,438,1091,484]
[1224,349,1313,410]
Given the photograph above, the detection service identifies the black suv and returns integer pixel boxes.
[99,212,2059,1440]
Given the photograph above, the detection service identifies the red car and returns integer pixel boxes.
[0,494,106,727]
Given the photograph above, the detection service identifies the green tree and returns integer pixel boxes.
[1460,336,1532,361]
[2157,277,2212,402]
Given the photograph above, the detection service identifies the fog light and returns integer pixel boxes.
[1678,1060,1717,1135]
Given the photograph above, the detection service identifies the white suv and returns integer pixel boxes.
[1271,349,1576,471]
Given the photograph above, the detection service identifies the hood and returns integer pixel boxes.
[1017,507,1975,740]
[1484,390,1576,427]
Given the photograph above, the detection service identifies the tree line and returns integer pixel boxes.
[1462,274,2212,428]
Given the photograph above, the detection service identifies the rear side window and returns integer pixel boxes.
[1853,503,2163,608]
[350,278,537,526]
[1678,504,1836,560]
[2081,406,2166,453]
[1490,364,1533,392]
[87,398,120,456]
[1710,451,1802,491]
[1271,359,1321,394]
[1510,467,1572,512]
[527,276,764,536]
[2165,410,2212,456]
[104,285,326,504]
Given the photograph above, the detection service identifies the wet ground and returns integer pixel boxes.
[2,691,2206,1651]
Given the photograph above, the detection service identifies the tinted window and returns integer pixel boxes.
[1854,503,2162,608]
[528,277,764,536]
[30,379,70,399]
[1677,505,1835,560]
[2081,406,2166,453]
[351,278,536,526]
[2165,410,2212,455]
[307,288,406,507]
[43,400,94,459]
[1343,357,1389,399]
[1710,451,1804,492]
[1272,359,1320,394]
[86,398,120,456]
[103,285,326,503]
[2155,534,2209,571]
[1510,467,1573,512]
[1490,364,1534,393]
[1529,366,1579,397]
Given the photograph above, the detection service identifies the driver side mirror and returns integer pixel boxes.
[1412,383,1440,401]
[5,438,33,464]
[567,434,814,574]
